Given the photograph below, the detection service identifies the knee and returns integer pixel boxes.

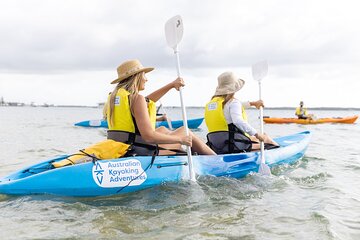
[157,126,168,132]
[156,126,172,135]
[178,126,185,131]
[176,126,195,137]
[178,126,190,134]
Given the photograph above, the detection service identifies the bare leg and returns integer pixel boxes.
[176,126,216,155]
[263,133,279,146]
[156,126,216,155]
[249,136,261,150]
[249,133,279,151]
[155,126,182,155]
[189,131,216,155]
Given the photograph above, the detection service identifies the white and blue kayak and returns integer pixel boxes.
[0,131,311,197]
[74,117,204,129]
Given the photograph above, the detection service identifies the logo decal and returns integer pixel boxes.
[208,102,217,110]
[93,162,104,184]
[114,96,120,105]
[92,159,147,188]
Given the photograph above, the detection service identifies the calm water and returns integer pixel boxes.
[0,106,359,240]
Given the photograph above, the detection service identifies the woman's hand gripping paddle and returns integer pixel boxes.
[252,61,271,176]
[165,15,196,181]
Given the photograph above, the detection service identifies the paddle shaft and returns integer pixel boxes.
[258,81,265,164]
[174,46,196,181]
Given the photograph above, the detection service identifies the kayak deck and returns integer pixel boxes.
[74,117,204,129]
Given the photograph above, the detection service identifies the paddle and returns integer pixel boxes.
[165,15,196,181]
[158,100,173,130]
[252,61,271,176]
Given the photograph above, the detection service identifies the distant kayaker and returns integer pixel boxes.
[204,71,279,154]
[295,101,314,120]
[106,59,216,156]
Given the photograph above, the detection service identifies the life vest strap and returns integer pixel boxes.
[107,130,186,156]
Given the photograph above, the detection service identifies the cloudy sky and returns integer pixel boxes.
[0,0,359,108]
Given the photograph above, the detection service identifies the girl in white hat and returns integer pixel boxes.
[204,71,278,154]
[106,59,216,156]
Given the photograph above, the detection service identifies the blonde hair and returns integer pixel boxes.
[211,93,235,106]
[108,72,144,127]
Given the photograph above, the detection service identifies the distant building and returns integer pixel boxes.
[42,103,54,107]
[0,97,4,106]
[8,102,25,106]
[98,102,105,108]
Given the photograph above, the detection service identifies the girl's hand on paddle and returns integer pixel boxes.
[172,77,185,91]
[180,135,192,146]
[250,100,264,109]
[255,133,265,142]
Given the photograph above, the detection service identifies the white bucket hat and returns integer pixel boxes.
[214,71,245,95]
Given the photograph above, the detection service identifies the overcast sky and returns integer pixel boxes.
[1,0,359,108]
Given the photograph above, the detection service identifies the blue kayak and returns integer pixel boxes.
[74,117,204,129]
[0,131,311,197]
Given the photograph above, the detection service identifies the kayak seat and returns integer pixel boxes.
[206,131,252,154]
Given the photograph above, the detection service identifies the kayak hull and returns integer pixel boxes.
[0,131,311,197]
[263,115,358,124]
[74,117,204,129]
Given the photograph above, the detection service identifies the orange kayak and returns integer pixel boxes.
[263,115,358,124]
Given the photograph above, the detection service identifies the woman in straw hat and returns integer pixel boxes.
[204,71,278,154]
[106,59,216,156]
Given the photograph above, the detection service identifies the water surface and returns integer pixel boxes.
[0,107,359,239]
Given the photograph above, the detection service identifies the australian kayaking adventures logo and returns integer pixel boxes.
[92,159,147,187]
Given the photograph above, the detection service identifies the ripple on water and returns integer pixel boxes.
[271,156,327,177]
[197,175,265,202]
[290,172,329,189]
[0,195,103,239]
[21,148,66,155]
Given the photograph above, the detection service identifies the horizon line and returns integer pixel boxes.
[1,104,359,111]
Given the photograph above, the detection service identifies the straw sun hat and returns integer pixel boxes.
[111,59,154,84]
[214,71,245,95]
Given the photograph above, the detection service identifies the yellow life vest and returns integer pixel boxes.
[295,107,308,116]
[205,97,248,133]
[204,97,252,154]
[52,139,130,168]
[147,100,157,130]
[205,97,228,132]
[106,88,156,132]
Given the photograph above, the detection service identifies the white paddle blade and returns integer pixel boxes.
[259,163,271,176]
[252,61,268,82]
[165,15,184,50]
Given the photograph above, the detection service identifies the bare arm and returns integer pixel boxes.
[132,94,191,145]
[146,78,184,102]
[228,100,257,136]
